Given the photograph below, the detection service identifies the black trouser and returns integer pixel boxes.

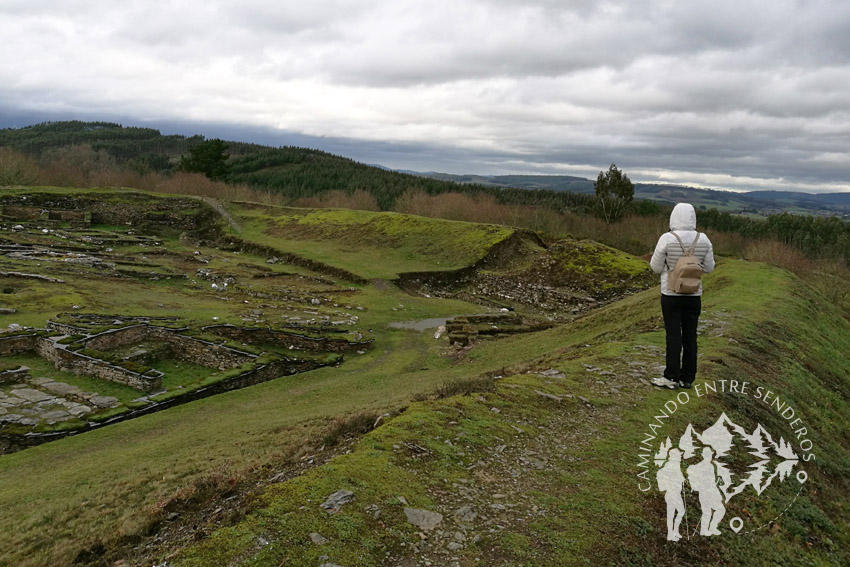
[661,294,701,384]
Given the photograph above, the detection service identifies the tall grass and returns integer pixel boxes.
[7,146,848,298]
[293,189,380,211]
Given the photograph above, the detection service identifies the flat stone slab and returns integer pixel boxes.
[10,388,54,403]
[42,382,83,397]
[89,395,120,408]
[321,490,355,514]
[404,507,443,531]
[67,405,92,417]
[0,414,23,423]
[41,410,71,423]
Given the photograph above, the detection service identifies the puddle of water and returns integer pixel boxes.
[387,312,504,332]
[387,317,455,332]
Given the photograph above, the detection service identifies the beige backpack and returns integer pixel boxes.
[668,232,703,294]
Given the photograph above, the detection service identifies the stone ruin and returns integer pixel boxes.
[1,205,91,229]
[0,315,373,451]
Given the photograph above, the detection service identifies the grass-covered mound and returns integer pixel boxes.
[230,202,517,279]
[169,261,850,567]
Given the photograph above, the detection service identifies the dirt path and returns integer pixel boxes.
[203,197,242,234]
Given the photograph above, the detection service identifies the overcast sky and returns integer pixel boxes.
[2,0,850,193]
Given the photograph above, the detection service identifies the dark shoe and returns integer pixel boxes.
[678,381,693,389]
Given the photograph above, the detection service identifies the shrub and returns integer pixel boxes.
[321,411,380,447]
[0,147,40,185]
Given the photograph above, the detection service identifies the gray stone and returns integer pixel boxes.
[404,507,443,531]
[447,541,464,551]
[310,532,328,545]
[18,417,38,426]
[10,388,53,403]
[42,410,71,422]
[42,382,82,397]
[539,369,565,379]
[535,390,562,401]
[0,413,23,423]
[454,505,477,523]
[321,489,355,514]
[89,395,120,408]
[67,405,92,417]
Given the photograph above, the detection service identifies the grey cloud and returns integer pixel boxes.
[1,0,849,192]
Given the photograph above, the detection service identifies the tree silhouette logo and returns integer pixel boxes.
[652,412,807,541]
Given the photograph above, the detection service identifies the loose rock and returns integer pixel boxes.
[404,507,443,531]
[321,489,355,514]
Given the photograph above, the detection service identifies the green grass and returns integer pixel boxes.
[154,358,222,390]
[230,202,517,279]
[1,187,848,567]
[169,261,850,567]
[0,353,141,403]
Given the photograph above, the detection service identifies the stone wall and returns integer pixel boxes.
[0,366,30,384]
[45,321,86,336]
[203,324,373,353]
[33,337,162,392]
[1,354,336,455]
[84,324,254,370]
[0,193,219,235]
[48,209,88,222]
[0,205,43,220]
[0,333,38,356]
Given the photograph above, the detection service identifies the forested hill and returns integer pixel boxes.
[418,172,850,216]
[0,121,600,212]
[4,121,850,216]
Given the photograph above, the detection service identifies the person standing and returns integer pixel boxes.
[686,447,726,536]
[657,448,686,541]
[650,203,715,389]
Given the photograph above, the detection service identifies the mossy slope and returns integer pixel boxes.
[174,261,850,567]
[230,202,517,279]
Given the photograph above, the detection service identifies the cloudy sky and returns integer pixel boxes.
[2,0,850,192]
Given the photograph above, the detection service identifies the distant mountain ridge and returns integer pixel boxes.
[2,121,847,216]
[408,171,850,215]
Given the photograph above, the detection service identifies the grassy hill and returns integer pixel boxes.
[228,201,518,279]
[0,185,847,566]
[169,262,850,567]
[0,186,653,566]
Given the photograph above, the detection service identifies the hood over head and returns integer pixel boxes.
[669,203,697,231]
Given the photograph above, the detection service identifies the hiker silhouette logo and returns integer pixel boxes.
[636,382,815,542]
[653,413,805,540]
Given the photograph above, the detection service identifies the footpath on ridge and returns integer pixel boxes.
[157,259,850,567]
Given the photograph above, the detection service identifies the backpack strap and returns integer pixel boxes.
[670,231,700,255]
[669,231,687,255]
[686,233,701,256]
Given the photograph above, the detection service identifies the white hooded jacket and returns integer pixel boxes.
[650,203,715,296]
